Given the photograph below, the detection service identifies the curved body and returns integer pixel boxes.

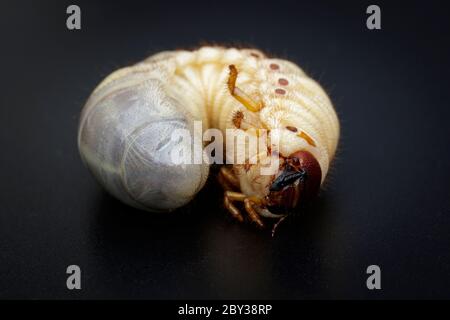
[78,47,339,227]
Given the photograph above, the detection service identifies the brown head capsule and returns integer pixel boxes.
[265,151,322,215]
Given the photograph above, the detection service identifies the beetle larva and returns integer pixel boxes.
[78,46,339,233]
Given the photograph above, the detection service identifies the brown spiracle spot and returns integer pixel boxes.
[250,52,260,58]
[278,78,289,86]
[269,63,280,70]
[275,88,286,95]
[286,126,298,132]
[232,110,244,128]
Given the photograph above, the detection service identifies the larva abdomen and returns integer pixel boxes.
[78,73,209,211]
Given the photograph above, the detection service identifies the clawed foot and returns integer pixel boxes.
[218,166,288,235]
[223,191,265,229]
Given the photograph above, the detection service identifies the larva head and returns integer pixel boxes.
[265,151,322,215]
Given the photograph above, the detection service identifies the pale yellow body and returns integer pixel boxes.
[78,47,339,212]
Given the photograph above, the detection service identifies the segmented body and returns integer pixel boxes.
[78,46,339,213]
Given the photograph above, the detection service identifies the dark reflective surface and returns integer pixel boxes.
[1,0,450,299]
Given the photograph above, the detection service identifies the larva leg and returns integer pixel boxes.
[271,215,288,237]
[224,191,245,222]
[244,198,265,229]
[218,166,239,191]
[227,65,262,112]
[220,166,240,188]
[223,191,265,228]
[218,172,234,191]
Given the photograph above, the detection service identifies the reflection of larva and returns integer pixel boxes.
[78,46,340,234]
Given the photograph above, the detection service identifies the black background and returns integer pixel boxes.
[1,0,450,299]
